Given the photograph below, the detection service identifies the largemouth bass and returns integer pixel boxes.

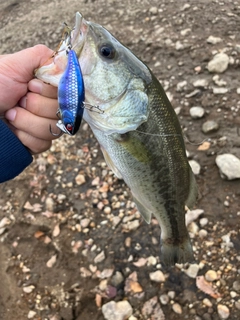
[36,12,198,266]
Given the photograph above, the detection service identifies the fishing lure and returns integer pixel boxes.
[54,48,85,136]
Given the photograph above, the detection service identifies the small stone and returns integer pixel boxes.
[199,217,208,227]
[230,291,237,298]
[199,229,208,238]
[80,267,92,277]
[233,280,240,292]
[28,311,37,319]
[149,270,165,282]
[104,206,111,214]
[172,303,182,314]
[75,174,86,185]
[111,271,124,286]
[203,298,213,307]
[123,220,140,231]
[45,197,55,212]
[176,80,187,91]
[23,285,35,293]
[216,154,240,180]
[189,160,201,175]
[168,291,176,299]
[237,88,240,95]
[193,79,209,88]
[159,293,169,305]
[94,251,105,264]
[207,53,229,73]
[147,256,157,266]
[181,28,191,36]
[80,218,90,228]
[46,254,57,268]
[207,35,222,44]
[184,263,199,278]
[190,106,205,119]
[205,270,218,282]
[213,87,228,94]
[202,120,219,133]
[217,304,230,319]
[102,301,133,320]
[149,6,158,15]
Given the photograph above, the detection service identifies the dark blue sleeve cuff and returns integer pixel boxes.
[0,119,33,183]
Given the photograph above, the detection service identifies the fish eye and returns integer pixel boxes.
[99,43,116,59]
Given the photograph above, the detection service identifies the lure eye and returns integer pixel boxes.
[66,123,73,133]
[99,43,116,59]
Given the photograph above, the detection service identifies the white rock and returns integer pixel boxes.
[102,301,133,320]
[207,35,222,44]
[23,285,35,293]
[199,229,208,238]
[199,217,208,227]
[189,106,205,119]
[159,293,169,305]
[193,79,209,88]
[28,311,37,319]
[203,298,213,307]
[216,154,240,180]
[207,53,229,73]
[237,88,240,94]
[185,209,204,226]
[189,160,201,175]
[149,270,165,282]
[176,80,187,91]
[181,28,191,36]
[217,304,230,319]
[94,251,105,264]
[172,303,182,314]
[213,87,228,94]
[202,120,219,133]
[205,270,218,282]
[184,263,199,278]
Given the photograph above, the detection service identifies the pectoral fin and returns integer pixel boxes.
[100,146,123,179]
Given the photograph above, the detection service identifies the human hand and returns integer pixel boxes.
[0,45,59,154]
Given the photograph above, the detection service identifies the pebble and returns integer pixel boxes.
[122,220,140,231]
[185,209,204,226]
[102,301,133,320]
[94,251,105,264]
[217,304,230,319]
[237,88,240,94]
[172,303,182,314]
[149,270,165,282]
[75,173,86,185]
[189,106,205,119]
[189,160,201,175]
[149,6,158,15]
[205,270,218,282]
[168,291,176,299]
[23,285,35,293]
[207,53,229,73]
[159,293,169,305]
[202,120,219,133]
[80,218,90,228]
[215,154,240,180]
[28,311,37,319]
[213,87,228,94]
[103,206,111,214]
[176,80,187,91]
[233,280,240,292]
[199,229,208,238]
[199,217,208,227]
[207,35,222,44]
[111,271,124,286]
[193,79,209,88]
[203,298,213,307]
[184,263,200,278]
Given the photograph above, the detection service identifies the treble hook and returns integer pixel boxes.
[49,124,64,137]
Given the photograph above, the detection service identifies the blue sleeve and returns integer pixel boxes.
[0,120,33,183]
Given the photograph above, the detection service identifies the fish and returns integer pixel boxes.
[35,12,198,266]
[56,48,85,135]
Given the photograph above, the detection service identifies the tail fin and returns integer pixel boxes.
[160,237,195,267]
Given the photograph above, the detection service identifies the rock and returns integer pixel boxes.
[199,229,208,238]
[149,7,158,15]
[23,285,35,293]
[189,160,201,175]
[199,218,208,227]
[176,80,187,91]
[202,120,219,133]
[159,293,169,305]
[207,53,229,73]
[168,291,176,299]
[28,311,37,319]
[205,270,218,282]
[80,218,90,228]
[212,75,227,86]
[193,79,209,88]
[122,220,140,231]
[237,88,240,95]
[233,280,240,292]
[94,251,105,263]
[180,28,191,36]
[215,154,240,180]
[207,35,222,44]
[213,87,228,94]
[172,303,182,314]
[184,263,199,278]
[217,304,230,319]
[203,298,213,307]
[149,270,165,282]
[75,174,86,185]
[185,209,204,226]
[189,106,205,119]
[102,301,133,320]
[111,271,124,286]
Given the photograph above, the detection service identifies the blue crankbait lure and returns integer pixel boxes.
[55,49,84,136]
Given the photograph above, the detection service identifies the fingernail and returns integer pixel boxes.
[29,79,43,94]
[19,96,27,108]
[5,109,17,122]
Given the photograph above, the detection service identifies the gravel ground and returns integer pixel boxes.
[0,0,240,319]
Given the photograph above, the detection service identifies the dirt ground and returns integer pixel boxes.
[0,0,240,319]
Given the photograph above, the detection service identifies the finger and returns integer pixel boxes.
[5,107,60,141]
[12,128,52,154]
[28,79,58,98]
[19,92,59,119]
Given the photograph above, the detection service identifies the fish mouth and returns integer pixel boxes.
[35,12,87,86]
